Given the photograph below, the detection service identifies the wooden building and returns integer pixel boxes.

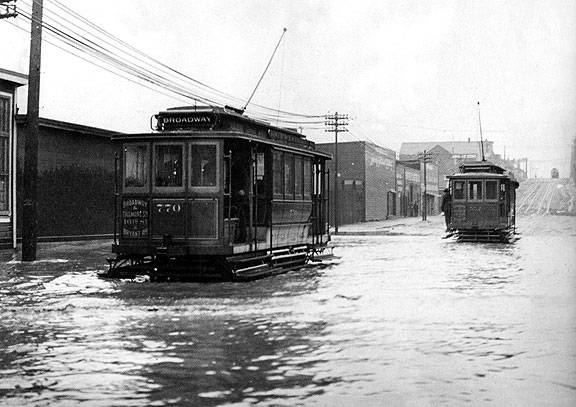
[0,68,27,249]
[15,116,121,240]
[395,160,421,217]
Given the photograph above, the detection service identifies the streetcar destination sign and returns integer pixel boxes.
[122,199,148,238]
[156,112,217,131]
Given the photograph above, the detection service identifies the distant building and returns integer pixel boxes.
[396,158,440,217]
[316,141,397,225]
[400,139,527,184]
[0,68,27,249]
[400,140,493,162]
[395,160,420,217]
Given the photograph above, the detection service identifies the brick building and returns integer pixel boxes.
[317,141,397,225]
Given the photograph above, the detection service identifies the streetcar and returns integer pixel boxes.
[446,161,519,242]
[103,106,332,281]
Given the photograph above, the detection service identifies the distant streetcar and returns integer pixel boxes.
[102,106,332,281]
[551,168,559,178]
[447,161,519,242]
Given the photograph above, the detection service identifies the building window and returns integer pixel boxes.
[154,144,184,188]
[124,144,149,190]
[0,95,11,212]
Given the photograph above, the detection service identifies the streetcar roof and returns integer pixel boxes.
[112,131,333,159]
[112,105,332,159]
[447,172,520,187]
[448,172,511,179]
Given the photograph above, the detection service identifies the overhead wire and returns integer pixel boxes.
[31,0,325,122]
[18,1,227,107]
[19,2,323,126]
[3,16,194,106]
[47,0,324,120]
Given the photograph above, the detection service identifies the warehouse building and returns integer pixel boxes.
[317,141,397,225]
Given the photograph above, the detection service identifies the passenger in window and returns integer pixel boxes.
[158,158,181,186]
[201,159,216,186]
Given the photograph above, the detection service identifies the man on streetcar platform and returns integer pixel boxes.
[441,187,452,232]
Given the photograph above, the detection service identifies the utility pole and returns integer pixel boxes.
[0,0,18,19]
[418,150,433,221]
[325,112,348,234]
[22,0,43,261]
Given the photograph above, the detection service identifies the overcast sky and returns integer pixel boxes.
[1,0,575,176]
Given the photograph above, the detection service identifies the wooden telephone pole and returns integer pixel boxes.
[418,150,433,221]
[22,0,43,261]
[325,112,348,233]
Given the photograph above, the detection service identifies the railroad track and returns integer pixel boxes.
[517,178,576,215]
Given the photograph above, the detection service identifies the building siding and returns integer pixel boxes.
[317,142,366,225]
[16,118,120,238]
[365,144,396,220]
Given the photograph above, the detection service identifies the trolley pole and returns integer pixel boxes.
[22,0,43,261]
[325,112,348,234]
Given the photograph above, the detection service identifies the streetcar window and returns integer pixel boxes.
[273,150,283,197]
[190,144,217,187]
[154,144,183,187]
[124,144,149,189]
[499,183,507,200]
[256,152,265,181]
[295,156,303,200]
[468,181,482,201]
[304,158,312,199]
[453,181,465,200]
[284,153,295,199]
[486,180,498,200]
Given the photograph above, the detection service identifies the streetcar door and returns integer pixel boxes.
[188,141,221,240]
[224,140,252,244]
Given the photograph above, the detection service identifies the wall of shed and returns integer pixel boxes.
[16,122,118,238]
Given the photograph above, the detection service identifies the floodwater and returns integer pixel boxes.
[1,215,575,407]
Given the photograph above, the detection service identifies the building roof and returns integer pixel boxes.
[15,115,124,138]
[0,68,28,86]
[400,141,491,157]
[396,159,420,170]
[316,140,397,157]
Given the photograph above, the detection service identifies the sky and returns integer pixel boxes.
[1,0,575,177]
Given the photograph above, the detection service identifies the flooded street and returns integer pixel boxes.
[1,215,575,406]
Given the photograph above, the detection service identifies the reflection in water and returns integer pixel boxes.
[1,216,575,406]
